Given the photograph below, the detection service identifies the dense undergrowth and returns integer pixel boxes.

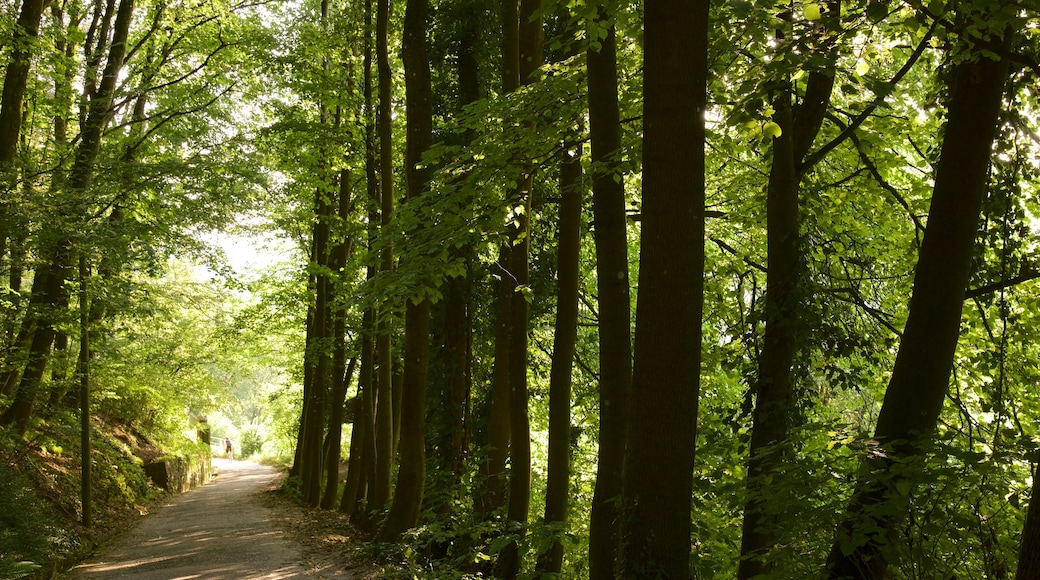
[0,409,206,579]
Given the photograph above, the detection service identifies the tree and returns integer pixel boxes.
[738,3,840,574]
[826,19,1013,578]
[371,0,396,517]
[0,0,47,169]
[377,0,435,538]
[535,144,582,574]
[621,0,709,576]
[586,5,633,577]
[1,0,137,434]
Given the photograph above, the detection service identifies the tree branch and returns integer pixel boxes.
[801,19,936,172]
[964,270,1040,300]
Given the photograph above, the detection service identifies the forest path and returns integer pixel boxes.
[65,459,350,579]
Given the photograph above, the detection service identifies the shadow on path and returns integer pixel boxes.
[66,460,325,579]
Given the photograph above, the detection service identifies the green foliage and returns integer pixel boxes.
[239,424,265,457]
[0,461,58,578]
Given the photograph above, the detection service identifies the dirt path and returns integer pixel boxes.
[66,459,353,579]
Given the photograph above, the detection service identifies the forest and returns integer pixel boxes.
[1,0,1040,577]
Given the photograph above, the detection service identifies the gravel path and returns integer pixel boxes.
[66,459,344,579]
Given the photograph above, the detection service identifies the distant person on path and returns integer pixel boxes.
[225,438,233,461]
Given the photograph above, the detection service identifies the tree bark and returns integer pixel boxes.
[497,1,542,575]
[377,0,434,538]
[0,0,47,164]
[739,7,839,571]
[1016,470,1040,580]
[586,11,632,578]
[826,49,1010,580]
[535,146,582,575]
[479,244,512,517]
[370,0,395,516]
[738,89,799,580]
[476,0,520,522]
[341,310,374,515]
[344,0,380,522]
[78,256,91,527]
[621,0,709,576]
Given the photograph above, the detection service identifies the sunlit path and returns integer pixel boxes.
[66,461,334,580]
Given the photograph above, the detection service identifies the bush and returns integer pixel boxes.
[239,425,265,457]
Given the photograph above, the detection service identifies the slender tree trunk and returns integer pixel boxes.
[739,89,798,579]
[535,146,582,575]
[344,0,380,523]
[621,0,709,577]
[498,1,542,575]
[480,245,512,517]
[477,0,520,521]
[377,0,434,538]
[738,6,838,570]
[440,0,481,492]
[586,12,633,578]
[370,0,396,516]
[341,310,374,515]
[826,48,1010,580]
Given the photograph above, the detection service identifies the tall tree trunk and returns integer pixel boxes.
[477,0,520,521]
[479,244,512,517]
[0,0,47,165]
[370,0,396,517]
[322,168,356,510]
[0,0,136,434]
[535,146,582,575]
[377,0,434,539]
[738,89,799,579]
[738,6,839,571]
[497,1,542,575]
[341,310,374,515]
[344,0,380,522]
[439,0,481,494]
[620,0,709,577]
[826,47,1010,580]
[586,11,633,578]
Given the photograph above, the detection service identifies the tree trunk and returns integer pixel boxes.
[476,0,520,521]
[621,0,709,576]
[1016,470,1040,580]
[586,12,633,578]
[826,48,1010,580]
[78,256,91,527]
[739,7,839,570]
[535,146,582,575]
[341,311,374,515]
[479,243,512,517]
[0,0,48,165]
[377,0,434,538]
[344,0,380,522]
[497,1,542,575]
[320,165,356,510]
[738,90,799,579]
[370,0,395,517]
